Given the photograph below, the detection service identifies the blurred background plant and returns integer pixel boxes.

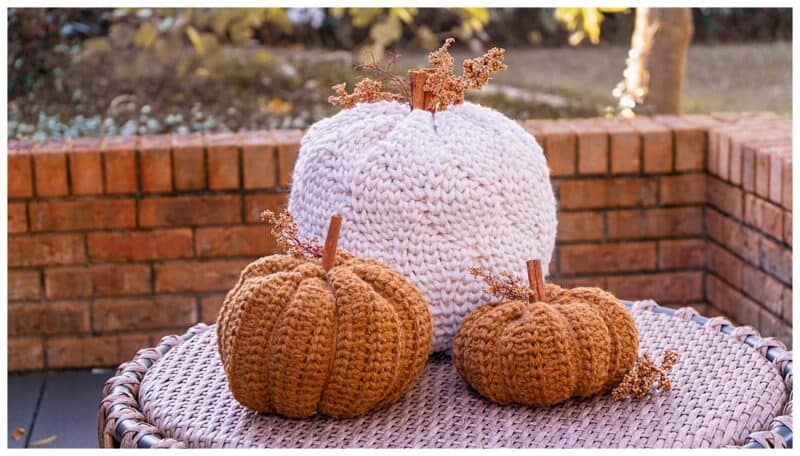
[8,7,792,139]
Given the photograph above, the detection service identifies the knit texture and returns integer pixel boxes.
[288,100,558,352]
[217,251,433,419]
[452,284,638,408]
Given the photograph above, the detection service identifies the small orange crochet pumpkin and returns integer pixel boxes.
[217,212,433,419]
[453,260,639,408]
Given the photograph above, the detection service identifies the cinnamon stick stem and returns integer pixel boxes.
[526,259,546,302]
[321,215,343,272]
[408,69,435,112]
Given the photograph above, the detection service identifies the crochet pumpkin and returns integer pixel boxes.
[217,212,433,419]
[453,260,639,408]
[288,39,558,352]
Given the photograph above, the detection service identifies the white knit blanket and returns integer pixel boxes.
[289,101,557,352]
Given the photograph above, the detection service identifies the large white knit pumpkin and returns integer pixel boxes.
[288,100,557,352]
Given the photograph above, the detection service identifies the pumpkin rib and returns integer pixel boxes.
[319,266,403,418]
[551,302,612,398]
[498,303,577,407]
[347,258,432,409]
[462,300,525,405]
[267,276,337,418]
[452,301,497,388]
[225,271,304,412]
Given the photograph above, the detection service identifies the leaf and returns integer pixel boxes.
[349,8,383,28]
[264,98,293,116]
[265,7,293,34]
[109,23,135,47]
[30,435,57,447]
[250,49,276,66]
[83,37,111,54]
[134,22,158,48]
[389,8,417,24]
[185,26,205,54]
[11,427,26,440]
[369,15,402,47]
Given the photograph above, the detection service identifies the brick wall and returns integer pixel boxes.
[7,113,792,371]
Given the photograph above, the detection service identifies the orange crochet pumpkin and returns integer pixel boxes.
[217,213,433,419]
[453,260,638,408]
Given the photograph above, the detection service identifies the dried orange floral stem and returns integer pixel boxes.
[260,209,322,259]
[612,349,679,400]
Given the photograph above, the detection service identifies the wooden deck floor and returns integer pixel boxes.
[7,369,113,448]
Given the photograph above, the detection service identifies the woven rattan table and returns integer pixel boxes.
[98,300,793,448]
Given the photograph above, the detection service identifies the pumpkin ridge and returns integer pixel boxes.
[226,272,301,412]
[318,266,403,418]
[346,258,431,409]
[268,276,336,418]
[316,273,340,416]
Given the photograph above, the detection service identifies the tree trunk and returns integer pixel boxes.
[623,8,694,115]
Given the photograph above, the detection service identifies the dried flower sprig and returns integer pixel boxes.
[355,52,411,99]
[424,37,507,110]
[328,79,405,109]
[612,349,679,401]
[329,37,506,111]
[260,209,323,259]
[469,267,531,301]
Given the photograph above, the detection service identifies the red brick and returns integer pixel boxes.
[744,194,783,241]
[559,178,657,210]
[559,242,656,274]
[93,296,198,332]
[741,263,784,316]
[551,276,607,289]
[206,132,240,190]
[68,150,104,195]
[782,288,792,322]
[29,199,136,232]
[728,132,742,184]
[9,233,85,267]
[784,211,792,246]
[658,239,706,269]
[45,264,151,299]
[741,143,757,192]
[595,119,640,175]
[201,294,225,322]
[244,193,289,223]
[139,135,173,193]
[759,237,791,284]
[730,224,761,266]
[754,146,771,198]
[782,157,792,210]
[102,136,138,193]
[139,195,241,227]
[9,301,90,336]
[627,118,672,173]
[768,152,785,205]
[569,121,607,175]
[540,122,576,176]
[717,130,731,181]
[556,211,603,242]
[8,337,44,371]
[46,333,150,369]
[242,132,277,189]
[155,259,250,293]
[654,115,705,171]
[171,133,206,190]
[8,153,33,198]
[8,202,27,233]
[758,309,791,348]
[707,128,719,177]
[195,225,278,257]
[607,207,703,240]
[33,150,69,197]
[707,177,743,219]
[606,271,702,303]
[659,173,706,205]
[88,229,194,262]
[708,243,743,289]
[8,270,41,301]
[273,130,303,186]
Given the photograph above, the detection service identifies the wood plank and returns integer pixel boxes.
[28,370,110,448]
[7,373,44,448]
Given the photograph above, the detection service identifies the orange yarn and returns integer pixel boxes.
[217,215,433,419]
[453,280,639,408]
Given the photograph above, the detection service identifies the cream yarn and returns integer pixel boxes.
[288,100,557,352]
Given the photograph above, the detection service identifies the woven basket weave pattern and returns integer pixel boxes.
[98,302,792,448]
